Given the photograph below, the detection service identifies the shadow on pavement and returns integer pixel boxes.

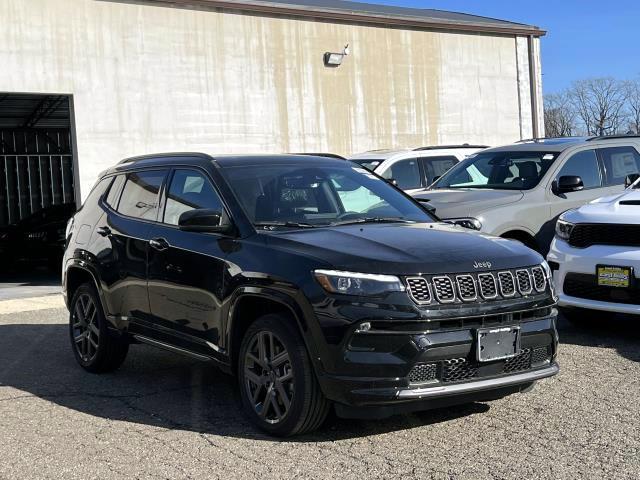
[556,312,640,364]
[0,322,489,441]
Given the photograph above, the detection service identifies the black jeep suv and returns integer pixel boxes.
[63,153,559,436]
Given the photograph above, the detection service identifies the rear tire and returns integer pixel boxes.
[69,283,129,373]
[238,314,330,436]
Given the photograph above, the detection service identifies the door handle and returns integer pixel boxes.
[96,226,112,237]
[149,237,170,251]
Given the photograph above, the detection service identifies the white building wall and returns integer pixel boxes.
[0,0,540,198]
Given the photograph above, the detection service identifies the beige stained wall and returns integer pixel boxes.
[0,0,535,198]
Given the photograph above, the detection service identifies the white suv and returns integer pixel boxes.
[547,174,640,320]
[349,145,487,194]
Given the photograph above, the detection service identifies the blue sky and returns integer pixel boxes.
[364,0,640,94]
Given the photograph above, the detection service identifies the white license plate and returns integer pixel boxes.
[477,326,520,362]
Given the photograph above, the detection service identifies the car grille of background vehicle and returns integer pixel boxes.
[568,224,640,248]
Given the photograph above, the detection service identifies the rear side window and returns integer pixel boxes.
[163,169,225,225]
[382,158,422,189]
[556,150,601,189]
[117,170,167,220]
[598,146,640,186]
[423,156,458,184]
[105,175,125,209]
[82,178,112,208]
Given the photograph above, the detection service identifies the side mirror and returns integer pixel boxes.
[178,209,231,233]
[553,175,584,194]
[432,175,441,183]
[624,173,640,188]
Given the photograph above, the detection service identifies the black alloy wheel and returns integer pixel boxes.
[69,283,129,373]
[71,292,100,363]
[243,330,295,424]
[238,314,330,436]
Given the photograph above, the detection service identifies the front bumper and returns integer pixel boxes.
[316,310,558,417]
[547,237,640,315]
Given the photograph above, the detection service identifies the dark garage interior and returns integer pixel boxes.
[0,93,76,228]
[0,93,77,276]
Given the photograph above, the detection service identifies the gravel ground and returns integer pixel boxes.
[0,307,638,480]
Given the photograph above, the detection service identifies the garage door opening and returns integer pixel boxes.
[0,93,77,229]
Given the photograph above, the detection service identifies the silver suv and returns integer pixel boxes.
[413,136,640,253]
[349,145,487,194]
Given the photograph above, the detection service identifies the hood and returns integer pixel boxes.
[265,223,542,275]
[412,189,523,219]
[563,190,640,225]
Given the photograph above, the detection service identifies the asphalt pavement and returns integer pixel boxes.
[0,305,638,479]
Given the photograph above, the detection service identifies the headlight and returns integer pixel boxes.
[313,270,404,296]
[541,260,558,301]
[446,217,482,230]
[555,219,575,240]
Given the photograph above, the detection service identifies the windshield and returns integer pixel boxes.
[350,159,382,171]
[433,151,558,190]
[221,164,434,228]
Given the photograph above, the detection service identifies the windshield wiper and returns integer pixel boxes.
[254,221,316,229]
[330,217,416,226]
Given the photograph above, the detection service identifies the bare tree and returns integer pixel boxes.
[624,78,640,134]
[568,77,628,136]
[544,92,575,137]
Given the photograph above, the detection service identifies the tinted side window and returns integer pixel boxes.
[423,156,458,183]
[82,177,112,209]
[163,169,225,225]
[556,150,601,189]
[105,175,125,209]
[598,146,640,186]
[382,158,422,189]
[117,170,167,220]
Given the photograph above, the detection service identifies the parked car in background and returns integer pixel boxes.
[0,203,76,271]
[349,145,487,194]
[547,173,640,321]
[413,136,640,254]
[63,153,558,436]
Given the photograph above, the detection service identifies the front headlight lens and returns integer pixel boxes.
[541,260,558,301]
[555,219,575,240]
[313,270,404,296]
[446,217,482,230]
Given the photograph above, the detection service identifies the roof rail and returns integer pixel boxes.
[515,136,584,143]
[586,134,640,142]
[413,144,489,151]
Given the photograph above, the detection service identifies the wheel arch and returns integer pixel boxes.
[226,289,317,376]
[499,229,540,252]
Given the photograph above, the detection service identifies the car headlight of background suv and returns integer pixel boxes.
[445,217,482,230]
[541,260,558,301]
[314,270,405,296]
[555,218,575,241]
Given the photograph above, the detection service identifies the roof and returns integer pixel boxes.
[487,135,640,154]
[349,145,488,160]
[112,152,347,173]
[145,0,545,36]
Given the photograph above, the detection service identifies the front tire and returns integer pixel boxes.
[238,314,329,436]
[69,283,129,373]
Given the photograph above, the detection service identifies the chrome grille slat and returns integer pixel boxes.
[406,277,431,304]
[531,266,546,292]
[432,276,456,303]
[498,271,516,297]
[516,269,533,295]
[455,275,477,301]
[405,267,548,306]
[478,273,498,299]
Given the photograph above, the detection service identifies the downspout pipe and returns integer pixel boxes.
[528,35,540,139]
